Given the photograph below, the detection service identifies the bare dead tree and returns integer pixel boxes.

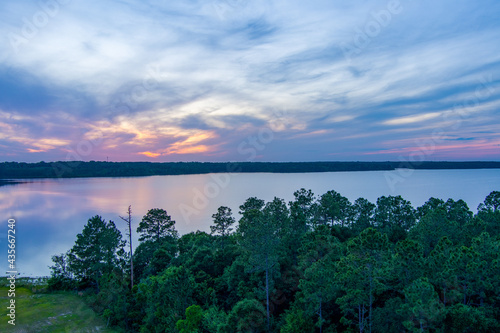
[119,205,134,289]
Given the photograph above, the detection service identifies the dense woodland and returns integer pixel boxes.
[48,189,500,332]
[1,161,500,179]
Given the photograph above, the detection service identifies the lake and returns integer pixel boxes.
[1,168,499,277]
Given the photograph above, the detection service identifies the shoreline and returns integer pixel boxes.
[1,161,499,180]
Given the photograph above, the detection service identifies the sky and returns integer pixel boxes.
[0,0,499,163]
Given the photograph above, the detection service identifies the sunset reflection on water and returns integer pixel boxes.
[1,169,499,276]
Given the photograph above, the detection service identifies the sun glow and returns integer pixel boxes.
[139,151,161,158]
[135,131,218,158]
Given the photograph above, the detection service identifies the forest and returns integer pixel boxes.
[1,160,500,179]
[48,189,500,332]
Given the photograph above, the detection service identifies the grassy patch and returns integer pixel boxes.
[0,285,122,333]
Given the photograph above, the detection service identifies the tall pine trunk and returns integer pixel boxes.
[120,206,134,289]
[319,299,323,333]
[265,255,270,332]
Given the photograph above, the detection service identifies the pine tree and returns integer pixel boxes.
[210,206,235,249]
[137,208,177,242]
[68,215,126,290]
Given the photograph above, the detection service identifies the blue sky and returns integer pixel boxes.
[0,0,499,162]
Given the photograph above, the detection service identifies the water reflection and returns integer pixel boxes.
[1,169,499,276]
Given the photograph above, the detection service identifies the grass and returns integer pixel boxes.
[0,278,122,333]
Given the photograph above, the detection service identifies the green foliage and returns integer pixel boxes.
[137,208,177,242]
[416,197,446,220]
[478,190,500,212]
[298,225,340,269]
[300,256,338,331]
[176,305,203,333]
[409,209,459,256]
[149,237,177,274]
[318,190,351,227]
[426,236,460,307]
[92,271,130,327]
[476,191,500,236]
[226,299,267,333]
[238,197,282,271]
[132,240,157,281]
[280,308,315,333]
[444,198,473,227]
[444,304,500,332]
[238,197,285,331]
[139,266,196,333]
[392,239,425,290]
[375,195,416,242]
[211,206,236,248]
[351,197,376,233]
[67,215,126,289]
[371,297,405,333]
[47,190,500,333]
[336,228,391,332]
[48,252,76,291]
[201,306,228,333]
[289,188,316,233]
[399,278,444,332]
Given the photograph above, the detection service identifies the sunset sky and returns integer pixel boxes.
[1,0,499,162]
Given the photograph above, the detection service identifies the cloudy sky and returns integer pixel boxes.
[1,0,499,162]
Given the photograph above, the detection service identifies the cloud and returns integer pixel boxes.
[139,151,161,158]
[383,112,442,125]
[0,0,499,162]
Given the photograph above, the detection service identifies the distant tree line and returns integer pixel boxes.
[1,160,500,179]
[48,190,500,332]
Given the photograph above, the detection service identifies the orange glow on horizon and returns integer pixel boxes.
[136,131,218,158]
[139,151,161,158]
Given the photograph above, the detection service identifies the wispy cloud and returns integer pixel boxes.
[383,112,442,125]
[0,0,499,161]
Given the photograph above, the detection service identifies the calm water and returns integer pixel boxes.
[1,169,499,276]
